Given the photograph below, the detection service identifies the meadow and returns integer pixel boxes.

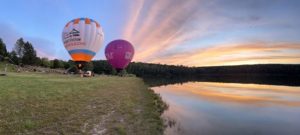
[0,72,166,134]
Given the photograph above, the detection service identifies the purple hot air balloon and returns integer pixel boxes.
[105,39,135,71]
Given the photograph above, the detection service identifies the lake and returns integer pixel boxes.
[152,81,300,135]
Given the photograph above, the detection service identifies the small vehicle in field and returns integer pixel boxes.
[83,71,94,77]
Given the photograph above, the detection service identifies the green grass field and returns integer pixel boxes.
[0,72,166,134]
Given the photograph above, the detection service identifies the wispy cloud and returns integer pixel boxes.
[150,42,300,66]
[0,23,22,50]
[27,37,59,59]
[122,0,300,66]
[122,0,145,40]
[122,0,208,61]
[1,0,299,64]
[0,23,59,59]
[162,82,300,106]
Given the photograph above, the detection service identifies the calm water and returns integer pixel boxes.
[152,82,300,135]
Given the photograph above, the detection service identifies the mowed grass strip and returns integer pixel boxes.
[0,73,166,135]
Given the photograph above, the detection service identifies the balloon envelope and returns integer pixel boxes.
[62,18,104,62]
[105,40,134,69]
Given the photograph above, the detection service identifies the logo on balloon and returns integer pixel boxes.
[105,52,113,60]
[63,29,81,44]
[125,52,132,60]
[69,29,80,37]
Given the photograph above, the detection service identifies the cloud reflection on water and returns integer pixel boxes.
[155,82,300,106]
[153,82,300,135]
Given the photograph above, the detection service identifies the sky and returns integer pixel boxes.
[0,0,300,67]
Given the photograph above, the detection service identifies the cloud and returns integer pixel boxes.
[149,42,300,66]
[121,0,252,61]
[122,0,210,61]
[26,37,58,59]
[122,0,145,40]
[0,23,58,59]
[0,23,22,50]
[122,0,300,66]
[165,82,300,106]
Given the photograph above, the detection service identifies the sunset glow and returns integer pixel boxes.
[0,0,299,66]
[154,82,300,106]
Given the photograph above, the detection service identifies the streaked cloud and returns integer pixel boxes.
[123,0,300,66]
[122,0,145,40]
[155,82,300,106]
[123,0,207,61]
[1,0,300,65]
[150,42,300,66]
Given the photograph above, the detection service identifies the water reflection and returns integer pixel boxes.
[152,82,300,135]
[144,75,300,87]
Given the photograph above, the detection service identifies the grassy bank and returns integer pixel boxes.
[0,62,16,73]
[0,72,167,134]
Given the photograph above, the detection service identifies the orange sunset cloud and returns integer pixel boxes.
[122,0,300,66]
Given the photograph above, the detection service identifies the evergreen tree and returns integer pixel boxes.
[14,38,25,58]
[8,51,19,64]
[0,38,8,59]
[51,59,64,68]
[22,41,37,65]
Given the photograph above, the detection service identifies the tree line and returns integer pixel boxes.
[0,38,72,69]
[92,60,300,77]
[1,37,300,77]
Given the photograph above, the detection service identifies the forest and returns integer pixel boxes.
[1,37,300,79]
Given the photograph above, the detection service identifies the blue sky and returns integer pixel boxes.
[0,0,300,66]
[0,0,131,59]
